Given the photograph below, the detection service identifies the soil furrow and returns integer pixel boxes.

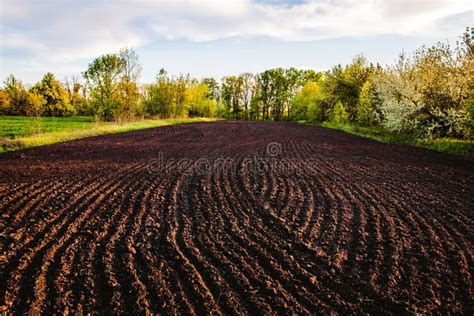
[1,121,472,314]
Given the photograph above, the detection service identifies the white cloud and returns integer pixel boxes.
[0,0,472,79]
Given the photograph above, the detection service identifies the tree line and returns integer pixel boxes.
[1,29,473,139]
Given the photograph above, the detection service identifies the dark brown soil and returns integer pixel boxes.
[0,121,473,314]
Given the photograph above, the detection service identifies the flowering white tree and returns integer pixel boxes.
[375,35,473,138]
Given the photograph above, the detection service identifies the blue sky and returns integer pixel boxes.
[0,0,472,84]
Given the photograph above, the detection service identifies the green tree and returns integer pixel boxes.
[221,76,244,119]
[83,54,125,121]
[356,79,381,126]
[239,73,255,120]
[31,73,73,116]
[0,90,11,115]
[172,74,188,118]
[2,75,31,115]
[323,56,374,121]
[284,68,303,121]
[119,47,142,121]
[252,68,312,121]
[291,81,324,122]
[72,84,90,116]
[186,83,216,117]
[143,69,174,118]
[143,71,193,118]
[254,69,282,120]
[466,84,474,138]
[65,76,90,115]
[25,91,47,117]
[331,101,349,123]
[202,77,220,101]
[268,68,286,121]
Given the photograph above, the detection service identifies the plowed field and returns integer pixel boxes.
[1,121,473,314]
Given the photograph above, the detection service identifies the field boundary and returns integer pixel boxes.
[0,117,216,154]
[298,121,474,159]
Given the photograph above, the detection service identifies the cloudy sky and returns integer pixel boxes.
[0,0,472,83]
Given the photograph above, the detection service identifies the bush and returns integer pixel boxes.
[426,108,469,139]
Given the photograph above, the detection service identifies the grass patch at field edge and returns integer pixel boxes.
[0,116,216,154]
[302,121,473,158]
